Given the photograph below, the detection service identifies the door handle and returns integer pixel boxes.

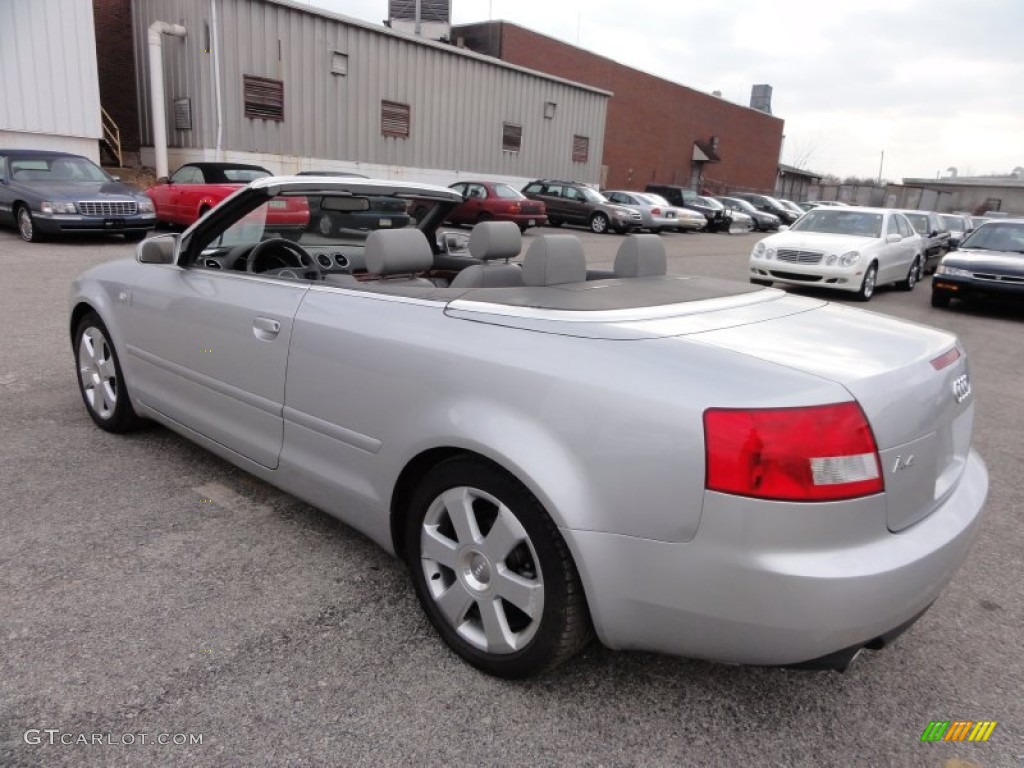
[253,317,281,340]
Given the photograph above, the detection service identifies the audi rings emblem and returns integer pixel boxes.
[953,373,971,404]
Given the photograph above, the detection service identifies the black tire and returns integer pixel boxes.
[750,278,773,287]
[897,258,921,291]
[931,292,951,308]
[476,212,493,224]
[547,218,562,228]
[74,311,146,433]
[589,213,610,234]
[16,204,42,243]
[124,232,147,243]
[854,263,878,302]
[405,456,592,679]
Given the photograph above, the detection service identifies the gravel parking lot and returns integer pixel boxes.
[1,226,1021,767]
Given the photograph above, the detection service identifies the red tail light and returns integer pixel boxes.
[704,403,883,501]
[502,202,521,214]
[651,207,662,215]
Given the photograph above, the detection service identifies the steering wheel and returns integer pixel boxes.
[246,238,318,279]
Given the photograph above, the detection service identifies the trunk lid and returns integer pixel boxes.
[688,303,973,531]
[448,290,973,530]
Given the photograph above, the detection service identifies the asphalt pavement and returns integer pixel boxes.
[0,226,1021,767]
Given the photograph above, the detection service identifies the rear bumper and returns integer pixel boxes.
[564,449,987,667]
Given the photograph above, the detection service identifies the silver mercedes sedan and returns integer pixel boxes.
[70,176,987,678]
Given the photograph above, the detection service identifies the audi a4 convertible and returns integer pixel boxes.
[70,176,987,678]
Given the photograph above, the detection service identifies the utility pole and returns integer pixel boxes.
[877,150,884,184]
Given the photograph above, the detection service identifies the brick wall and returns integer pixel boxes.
[93,0,140,155]
[455,22,784,193]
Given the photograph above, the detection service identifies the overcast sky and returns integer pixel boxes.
[303,0,1024,182]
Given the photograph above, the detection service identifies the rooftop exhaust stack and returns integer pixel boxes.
[750,84,773,115]
[388,0,451,40]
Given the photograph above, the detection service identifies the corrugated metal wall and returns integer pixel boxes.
[132,0,607,181]
[0,0,102,140]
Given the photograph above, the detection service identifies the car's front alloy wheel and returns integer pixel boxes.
[74,312,145,432]
[406,457,591,678]
[590,213,609,234]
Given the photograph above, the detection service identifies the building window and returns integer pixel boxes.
[381,100,411,138]
[243,75,284,121]
[331,52,348,76]
[543,102,557,119]
[572,135,589,163]
[502,123,522,153]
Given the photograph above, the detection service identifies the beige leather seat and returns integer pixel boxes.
[450,221,524,288]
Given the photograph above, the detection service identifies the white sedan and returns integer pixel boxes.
[749,207,925,300]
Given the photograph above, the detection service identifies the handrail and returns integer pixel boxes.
[100,106,122,168]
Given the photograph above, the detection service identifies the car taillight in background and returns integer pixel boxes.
[651,207,662,215]
[704,402,883,501]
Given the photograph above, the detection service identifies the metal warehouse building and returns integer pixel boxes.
[123,0,610,185]
[0,0,104,162]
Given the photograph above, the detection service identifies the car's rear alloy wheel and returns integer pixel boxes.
[855,263,878,301]
[898,258,921,291]
[406,457,592,678]
[17,205,40,242]
[74,312,145,433]
[590,213,609,234]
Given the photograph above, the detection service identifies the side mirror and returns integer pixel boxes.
[157,176,170,184]
[886,233,902,244]
[928,229,939,238]
[462,191,471,201]
[137,233,178,264]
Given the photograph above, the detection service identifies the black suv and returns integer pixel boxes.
[644,184,732,232]
[522,180,642,234]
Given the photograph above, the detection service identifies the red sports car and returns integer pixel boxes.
[146,162,308,235]
[447,180,547,231]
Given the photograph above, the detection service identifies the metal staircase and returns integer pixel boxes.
[100,106,122,167]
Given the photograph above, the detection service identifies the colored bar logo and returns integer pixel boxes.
[920,721,997,742]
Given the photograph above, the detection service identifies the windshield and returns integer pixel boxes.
[696,197,724,210]
[725,198,756,214]
[791,209,883,238]
[960,222,1024,253]
[493,184,524,200]
[10,155,110,183]
[580,187,607,203]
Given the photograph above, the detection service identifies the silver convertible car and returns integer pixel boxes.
[70,177,988,678]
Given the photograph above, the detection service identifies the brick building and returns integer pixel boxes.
[454,21,785,194]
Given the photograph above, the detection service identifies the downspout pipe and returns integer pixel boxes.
[148,21,187,179]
